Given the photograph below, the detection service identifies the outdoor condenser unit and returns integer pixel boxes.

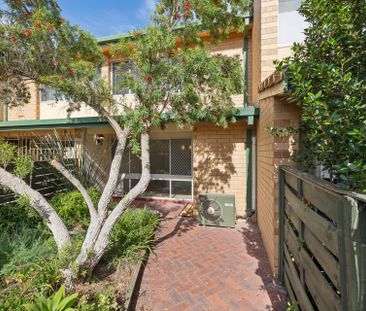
[198,193,236,228]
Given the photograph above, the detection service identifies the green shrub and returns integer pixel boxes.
[106,207,160,264]
[77,289,118,311]
[50,188,101,229]
[0,226,61,310]
[278,0,366,191]
[24,285,78,311]
[0,201,41,232]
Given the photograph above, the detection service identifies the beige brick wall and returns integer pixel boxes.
[8,83,38,121]
[256,91,301,273]
[193,121,247,217]
[260,0,279,81]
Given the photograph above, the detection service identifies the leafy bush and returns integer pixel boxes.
[0,190,159,310]
[106,207,160,264]
[278,0,366,191]
[0,200,40,232]
[0,227,61,310]
[77,289,118,311]
[24,285,78,311]
[50,188,101,229]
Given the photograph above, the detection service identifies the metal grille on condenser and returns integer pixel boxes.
[171,139,192,175]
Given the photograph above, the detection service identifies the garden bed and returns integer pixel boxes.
[0,189,159,310]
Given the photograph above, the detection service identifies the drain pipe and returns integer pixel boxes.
[2,82,9,121]
[243,17,255,219]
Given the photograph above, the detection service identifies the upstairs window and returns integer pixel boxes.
[279,0,307,46]
[40,86,56,102]
[112,61,138,95]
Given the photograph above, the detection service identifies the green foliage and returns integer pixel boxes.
[0,138,17,168]
[0,0,104,109]
[0,227,61,310]
[0,201,40,232]
[50,188,101,228]
[24,285,78,311]
[286,301,300,311]
[266,126,298,138]
[0,189,159,309]
[106,208,160,264]
[278,0,366,191]
[13,154,33,177]
[111,1,248,152]
[77,289,118,311]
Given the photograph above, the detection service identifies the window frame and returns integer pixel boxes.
[111,60,134,95]
[120,138,193,200]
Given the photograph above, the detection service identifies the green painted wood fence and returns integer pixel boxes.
[0,161,73,206]
[278,166,366,311]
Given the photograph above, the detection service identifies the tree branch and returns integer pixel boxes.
[0,167,71,250]
[50,159,98,221]
[86,132,151,270]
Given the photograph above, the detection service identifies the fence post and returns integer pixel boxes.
[338,196,366,310]
[278,167,285,283]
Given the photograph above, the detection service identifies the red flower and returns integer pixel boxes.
[185,2,191,10]
[174,13,181,20]
[22,29,33,36]
[67,68,74,76]
[184,12,192,19]
[46,22,55,31]
[146,75,153,84]
[35,22,42,29]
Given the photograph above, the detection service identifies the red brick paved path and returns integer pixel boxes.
[134,202,287,311]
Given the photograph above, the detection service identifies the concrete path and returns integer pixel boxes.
[134,202,287,311]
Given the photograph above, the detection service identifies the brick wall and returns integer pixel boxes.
[8,83,38,121]
[260,0,279,81]
[193,121,247,217]
[256,89,301,273]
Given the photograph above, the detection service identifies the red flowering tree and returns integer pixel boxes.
[0,0,251,287]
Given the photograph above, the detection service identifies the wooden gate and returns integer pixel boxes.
[278,166,366,311]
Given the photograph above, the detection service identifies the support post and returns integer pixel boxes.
[278,167,285,282]
[246,128,253,218]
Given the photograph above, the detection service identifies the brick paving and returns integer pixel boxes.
[134,201,287,311]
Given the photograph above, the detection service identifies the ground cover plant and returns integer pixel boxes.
[0,0,251,289]
[0,189,159,310]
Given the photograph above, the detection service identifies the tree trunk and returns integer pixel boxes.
[74,132,151,275]
[0,167,71,250]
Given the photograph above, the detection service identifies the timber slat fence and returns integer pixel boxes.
[0,161,73,206]
[279,166,366,311]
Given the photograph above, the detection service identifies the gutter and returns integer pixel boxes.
[0,108,258,132]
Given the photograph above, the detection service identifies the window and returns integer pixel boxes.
[112,61,139,95]
[150,140,170,174]
[119,138,192,199]
[279,0,307,46]
[41,86,56,102]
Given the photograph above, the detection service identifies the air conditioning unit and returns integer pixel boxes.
[198,193,236,228]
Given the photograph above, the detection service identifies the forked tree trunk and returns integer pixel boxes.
[63,132,151,282]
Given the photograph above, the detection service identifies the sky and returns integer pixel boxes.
[57,0,157,38]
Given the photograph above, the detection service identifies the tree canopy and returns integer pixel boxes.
[278,0,366,192]
[0,0,252,284]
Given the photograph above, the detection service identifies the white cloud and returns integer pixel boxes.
[138,0,156,23]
